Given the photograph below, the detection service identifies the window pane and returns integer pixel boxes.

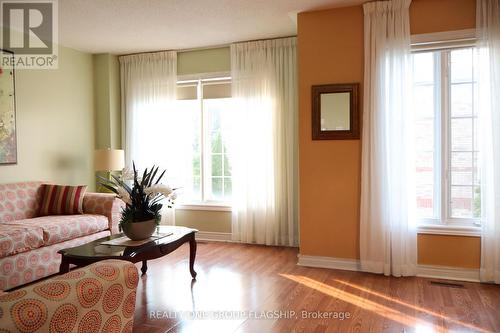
[416,151,434,185]
[211,154,222,177]
[177,85,197,100]
[474,152,481,185]
[223,178,232,200]
[416,184,434,218]
[451,83,473,117]
[474,119,479,151]
[451,186,473,218]
[413,85,435,118]
[204,96,234,201]
[415,119,434,151]
[192,176,201,199]
[203,82,231,99]
[211,178,223,200]
[451,152,473,185]
[211,130,222,153]
[451,118,473,151]
[413,52,434,84]
[473,185,481,218]
[448,48,480,221]
[412,51,437,219]
[451,48,473,83]
[416,151,434,218]
[209,106,221,131]
[192,154,200,175]
[223,154,232,177]
[173,99,201,202]
[473,82,479,116]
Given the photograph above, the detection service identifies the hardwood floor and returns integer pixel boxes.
[133,241,500,333]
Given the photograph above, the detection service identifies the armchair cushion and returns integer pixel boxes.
[0,259,138,333]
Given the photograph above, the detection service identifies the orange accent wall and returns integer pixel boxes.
[298,0,479,268]
[298,5,364,259]
[410,0,475,34]
[418,234,481,268]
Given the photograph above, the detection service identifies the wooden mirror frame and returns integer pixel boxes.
[311,83,360,140]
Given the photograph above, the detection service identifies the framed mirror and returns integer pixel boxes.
[312,83,360,140]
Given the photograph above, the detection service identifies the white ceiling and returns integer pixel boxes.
[59,0,364,54]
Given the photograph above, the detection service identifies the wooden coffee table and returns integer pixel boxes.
[58,226,198,279]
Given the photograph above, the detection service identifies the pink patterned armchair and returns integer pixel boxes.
[0,259,138,333]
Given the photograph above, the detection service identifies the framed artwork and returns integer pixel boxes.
[0,49,16,164]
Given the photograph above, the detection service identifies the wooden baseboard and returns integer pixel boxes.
[297,254,480,282]
[417,264,479,282]
[195,231,233,242]
[297,254,360,272]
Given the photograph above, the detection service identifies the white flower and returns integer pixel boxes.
[116,186,131,205]
[145,184,173,198]
[121,167,134,180]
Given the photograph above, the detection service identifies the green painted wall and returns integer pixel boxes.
[109,55,121,148]
[0,46,96,189]
[175,209,232,233]
[177,47,230,76]
[93,54,121,149]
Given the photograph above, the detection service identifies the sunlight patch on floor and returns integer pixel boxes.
[281,274,491,333]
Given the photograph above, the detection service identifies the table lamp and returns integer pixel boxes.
[94,149,125,190]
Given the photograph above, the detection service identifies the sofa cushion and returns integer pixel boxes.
[39,184,87,216]
[0,182,43,222]
[6,214,109,246]
[0,224,45,258]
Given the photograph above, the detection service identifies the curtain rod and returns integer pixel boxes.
[118,34,297,57]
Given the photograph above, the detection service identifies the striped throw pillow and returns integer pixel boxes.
[38,184,87,216]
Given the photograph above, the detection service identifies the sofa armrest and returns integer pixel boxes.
[83,192,125,234]
[0,259,138,333]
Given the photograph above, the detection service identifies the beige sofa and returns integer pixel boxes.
[0,259,138,333]
[0,181,124,291]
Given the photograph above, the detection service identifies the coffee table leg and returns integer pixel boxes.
[189,235,197,279]
[59,256,70,274]
[141,260,148,275]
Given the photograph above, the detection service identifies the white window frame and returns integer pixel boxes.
[411,30,481,236]
[175,73,233,211]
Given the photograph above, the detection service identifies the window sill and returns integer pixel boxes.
[176,203,232,212]
[417,224,481,237]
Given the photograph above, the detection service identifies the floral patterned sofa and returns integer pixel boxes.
[0,181,124,291]
[0,259,138,333]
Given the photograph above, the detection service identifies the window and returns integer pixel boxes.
[176,77,234,204]
[412,47,480,227]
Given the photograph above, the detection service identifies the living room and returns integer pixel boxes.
[0,0,499,332]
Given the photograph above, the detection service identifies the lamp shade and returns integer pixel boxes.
[94,149,125,171]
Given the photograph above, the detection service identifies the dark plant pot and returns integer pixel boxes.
[122,219,157,241]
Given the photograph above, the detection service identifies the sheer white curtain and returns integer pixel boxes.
[360,0,416,276]
[477,0,500,284]
[120,51,193,192]
[230,37,298,246]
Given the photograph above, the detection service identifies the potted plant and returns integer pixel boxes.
[99,163,177,240]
